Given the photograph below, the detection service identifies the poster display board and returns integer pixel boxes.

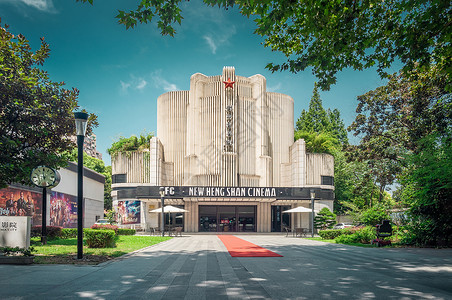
[117,200,141,224]
[50,191,78,228]
[0,187,42,226]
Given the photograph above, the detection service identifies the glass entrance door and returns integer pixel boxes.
[218,206,236,232]
[271,206,291,232]
[199,205,256,232]
[199,206,217,232]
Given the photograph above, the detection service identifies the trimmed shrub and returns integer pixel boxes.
[91,224,118,234]
[117,228,136,235]
[335,226,376,244]
[84,229,116,248]
[314,207,337,230]
[60,228,78,239]
[31,226,62,239]
[319,229,354,239]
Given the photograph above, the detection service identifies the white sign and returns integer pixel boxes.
[0,216,31,248]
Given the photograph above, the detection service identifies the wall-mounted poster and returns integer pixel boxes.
[117,200,141,224]
[50,192,78,228]
[0,187,42,226]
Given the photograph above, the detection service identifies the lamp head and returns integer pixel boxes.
[310,189,315,199]
[74,112,89,136]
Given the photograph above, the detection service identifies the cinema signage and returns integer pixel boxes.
[124,186,334,200]
[190,186,276,197]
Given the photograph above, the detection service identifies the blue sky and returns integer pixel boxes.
[1,0,400,165]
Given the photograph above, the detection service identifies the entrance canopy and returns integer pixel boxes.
[117,186,334,201]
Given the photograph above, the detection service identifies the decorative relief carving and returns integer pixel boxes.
[224,105,234,152]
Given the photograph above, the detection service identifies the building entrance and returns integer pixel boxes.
[271,206,291,232]
[199,205,256,232]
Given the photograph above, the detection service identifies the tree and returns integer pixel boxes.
[314,207,336,230]
[78,0,451,90]
[107,132,154,157]
[0,21,98,188]
[296,84,348,144]
[349,66,451,245]
[400,133,452,246]
[348,66,450,202]
[63,149,112,210]
[294,131,339,156]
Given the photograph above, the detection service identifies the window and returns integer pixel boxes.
[321,176,334,186]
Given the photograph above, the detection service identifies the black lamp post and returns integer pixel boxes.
[74,112,88,259]
[159,187,165,237]
[310,189,316,237]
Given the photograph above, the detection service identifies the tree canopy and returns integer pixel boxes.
[78,0,451,90]
[107,132,154,156]
[296,83,348,144]
[0,21,98,188]
[348,66,452,245]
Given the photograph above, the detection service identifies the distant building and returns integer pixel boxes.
[70,134,102,160]
[111,67,335,233]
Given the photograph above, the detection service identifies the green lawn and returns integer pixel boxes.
[306,237,377,247]
[31,235,172,264]
[305,237,336,243]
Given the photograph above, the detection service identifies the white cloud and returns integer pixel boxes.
[203,35,217,54]
[267,83,282,92]
[136,78,148,90]
[202,25,236,55]
[22,0,53,10]
[151,71,179,92]
[120,80,131,92]
[0,0,57,12]
[119,75,148,94]
[120,71,178,94]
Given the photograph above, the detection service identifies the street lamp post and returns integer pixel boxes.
[310,189,316,237]
[159,187,165,237]
[74,112,88,260]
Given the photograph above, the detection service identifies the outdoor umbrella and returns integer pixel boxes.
[282,206,318,229]
[282,206,315,213]
[149,205,189,227]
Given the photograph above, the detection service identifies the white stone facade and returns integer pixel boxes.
[112,67,334,232]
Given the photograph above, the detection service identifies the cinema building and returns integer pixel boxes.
[111,67,334,233]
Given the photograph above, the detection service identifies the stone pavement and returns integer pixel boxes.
[1,235,452,299]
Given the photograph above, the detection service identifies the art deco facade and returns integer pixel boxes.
[112,67,334,233]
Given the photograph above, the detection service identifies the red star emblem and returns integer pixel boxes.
[223,78,235,89]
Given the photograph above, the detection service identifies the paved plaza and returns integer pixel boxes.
[1,235,451,299]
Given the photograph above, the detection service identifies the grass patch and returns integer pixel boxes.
[305,237,335,243]
[31,235,172,264]
[306,237,379,247]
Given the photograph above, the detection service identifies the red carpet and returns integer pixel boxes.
[218,235,283,257]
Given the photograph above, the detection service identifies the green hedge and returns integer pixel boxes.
[60,228,78,239]
[117,228,136,235]
[91,224,119,234]
[319,228,355,239]
[31,226,62,239]
[84,229,116,248]
[335,226,376,244]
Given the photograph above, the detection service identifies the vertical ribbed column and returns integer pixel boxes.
[267,92,294,186]
[157,90,189,185]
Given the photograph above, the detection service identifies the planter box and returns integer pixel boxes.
[0,255,34,265]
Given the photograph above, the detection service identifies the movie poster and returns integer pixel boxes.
[117,200,141,224]
[0,187,42,226]
[50,192,78,228]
